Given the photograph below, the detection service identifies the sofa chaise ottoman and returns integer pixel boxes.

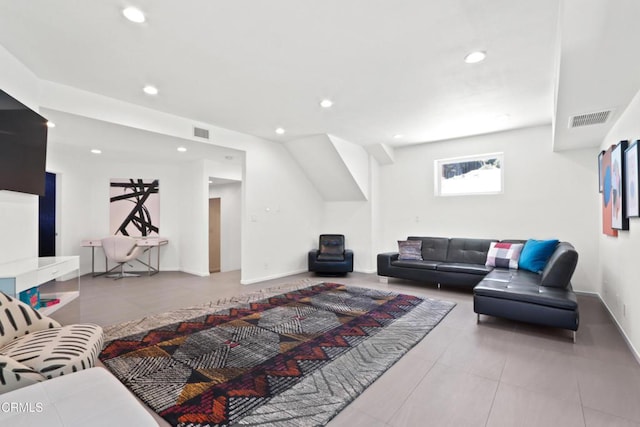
[473,241,579,340]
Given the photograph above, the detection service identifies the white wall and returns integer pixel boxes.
[47,132,323,283]
[241,144,323,284]
[47,146,186,274]
[378,125,600,292]
[330,134,370,199]
[179,159,210,276]
[321,201,372,272]
[599,86,640,357]
[320,156,380,273]
[209,182,242,272]
[0,45,41,263]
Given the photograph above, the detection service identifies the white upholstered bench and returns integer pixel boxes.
[0,367,158,426]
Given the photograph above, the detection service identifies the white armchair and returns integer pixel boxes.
[101,235,144,279]
[0,292,103,394]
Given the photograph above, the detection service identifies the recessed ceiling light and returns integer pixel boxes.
[143,85,158,95]
[320,99,333,108]
[123,7,145,23]
[393,134,403,139]
[46,121,56,128]
[208,180,213,184]
[275,127,285,135]
[91,149,102,154]
[464,51,486,64]
[177,147,187,152]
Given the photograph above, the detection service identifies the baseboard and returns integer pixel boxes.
[240,268,308,285]
[574,290,599,297]
[579,290,640,365]
[180,268,210,277]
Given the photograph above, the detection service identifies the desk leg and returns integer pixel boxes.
[148,248,152,276]
[91,247,105,277]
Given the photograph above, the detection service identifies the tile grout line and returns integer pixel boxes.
[482,329,512,427]
[384,359,439,426]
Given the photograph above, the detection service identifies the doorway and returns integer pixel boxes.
[209,198,221,273]
[38,172,56,257]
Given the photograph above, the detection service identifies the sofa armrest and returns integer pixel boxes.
[377,252,399,276]
[540,242,578,288]
[344,250,354,263]
[308,249,319,265]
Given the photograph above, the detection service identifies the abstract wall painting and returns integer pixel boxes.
[625,141,640,218]
[601,147,618,236]
[611,140,629,231]
[110,179,159,236]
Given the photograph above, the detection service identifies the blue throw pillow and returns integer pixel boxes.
[518,239,559,273]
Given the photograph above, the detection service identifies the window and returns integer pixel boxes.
[435,152,503,196]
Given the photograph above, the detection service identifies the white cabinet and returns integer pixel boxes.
[0,256,80,315]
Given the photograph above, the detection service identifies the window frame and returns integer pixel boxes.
[434,152,504,197]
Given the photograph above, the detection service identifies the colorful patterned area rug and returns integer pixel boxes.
[100,283,455,426]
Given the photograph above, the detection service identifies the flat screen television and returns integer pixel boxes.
[0,89,48,196]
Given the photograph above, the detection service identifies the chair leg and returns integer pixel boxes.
[114,263,125,280]
[106,262,140,280]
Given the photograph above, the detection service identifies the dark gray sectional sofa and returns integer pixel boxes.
[377,236,579,340]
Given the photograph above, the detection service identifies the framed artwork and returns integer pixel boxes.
[598,150,605,193]
[625,141,640,218]
[601,146,618,236]
[110,178,160,236]
[611,140,629,230]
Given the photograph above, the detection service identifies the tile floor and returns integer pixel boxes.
[45,271,640,427]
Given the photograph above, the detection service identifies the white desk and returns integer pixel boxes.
[0,256,80,316]
[81,237,168,276]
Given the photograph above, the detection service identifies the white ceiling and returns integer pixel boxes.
[43,109,245,165]
[0,1,637,151]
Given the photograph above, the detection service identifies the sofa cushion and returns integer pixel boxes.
[319,235,345,255]
[485,242,523,269]
[519,239,559,273]
[484,269,542,286]
[398,240,423,260]
[540,242,578,288]
[317,253,345,261]
[391,259,441,270]
[0,354,46,394]
[446,238,494,264]
[0,324,104,379]
[408,237,449,262]
[436,263,493,275]
[474,279,578,310]
[0,293,61,348]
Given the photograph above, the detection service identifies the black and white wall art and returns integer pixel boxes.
[109,178,159,236]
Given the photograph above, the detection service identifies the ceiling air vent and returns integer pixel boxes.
[569,110,611,128]
[193,126,210,139]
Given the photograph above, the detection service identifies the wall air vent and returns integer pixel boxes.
[193,126,210,139]
[569,110,612,128]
